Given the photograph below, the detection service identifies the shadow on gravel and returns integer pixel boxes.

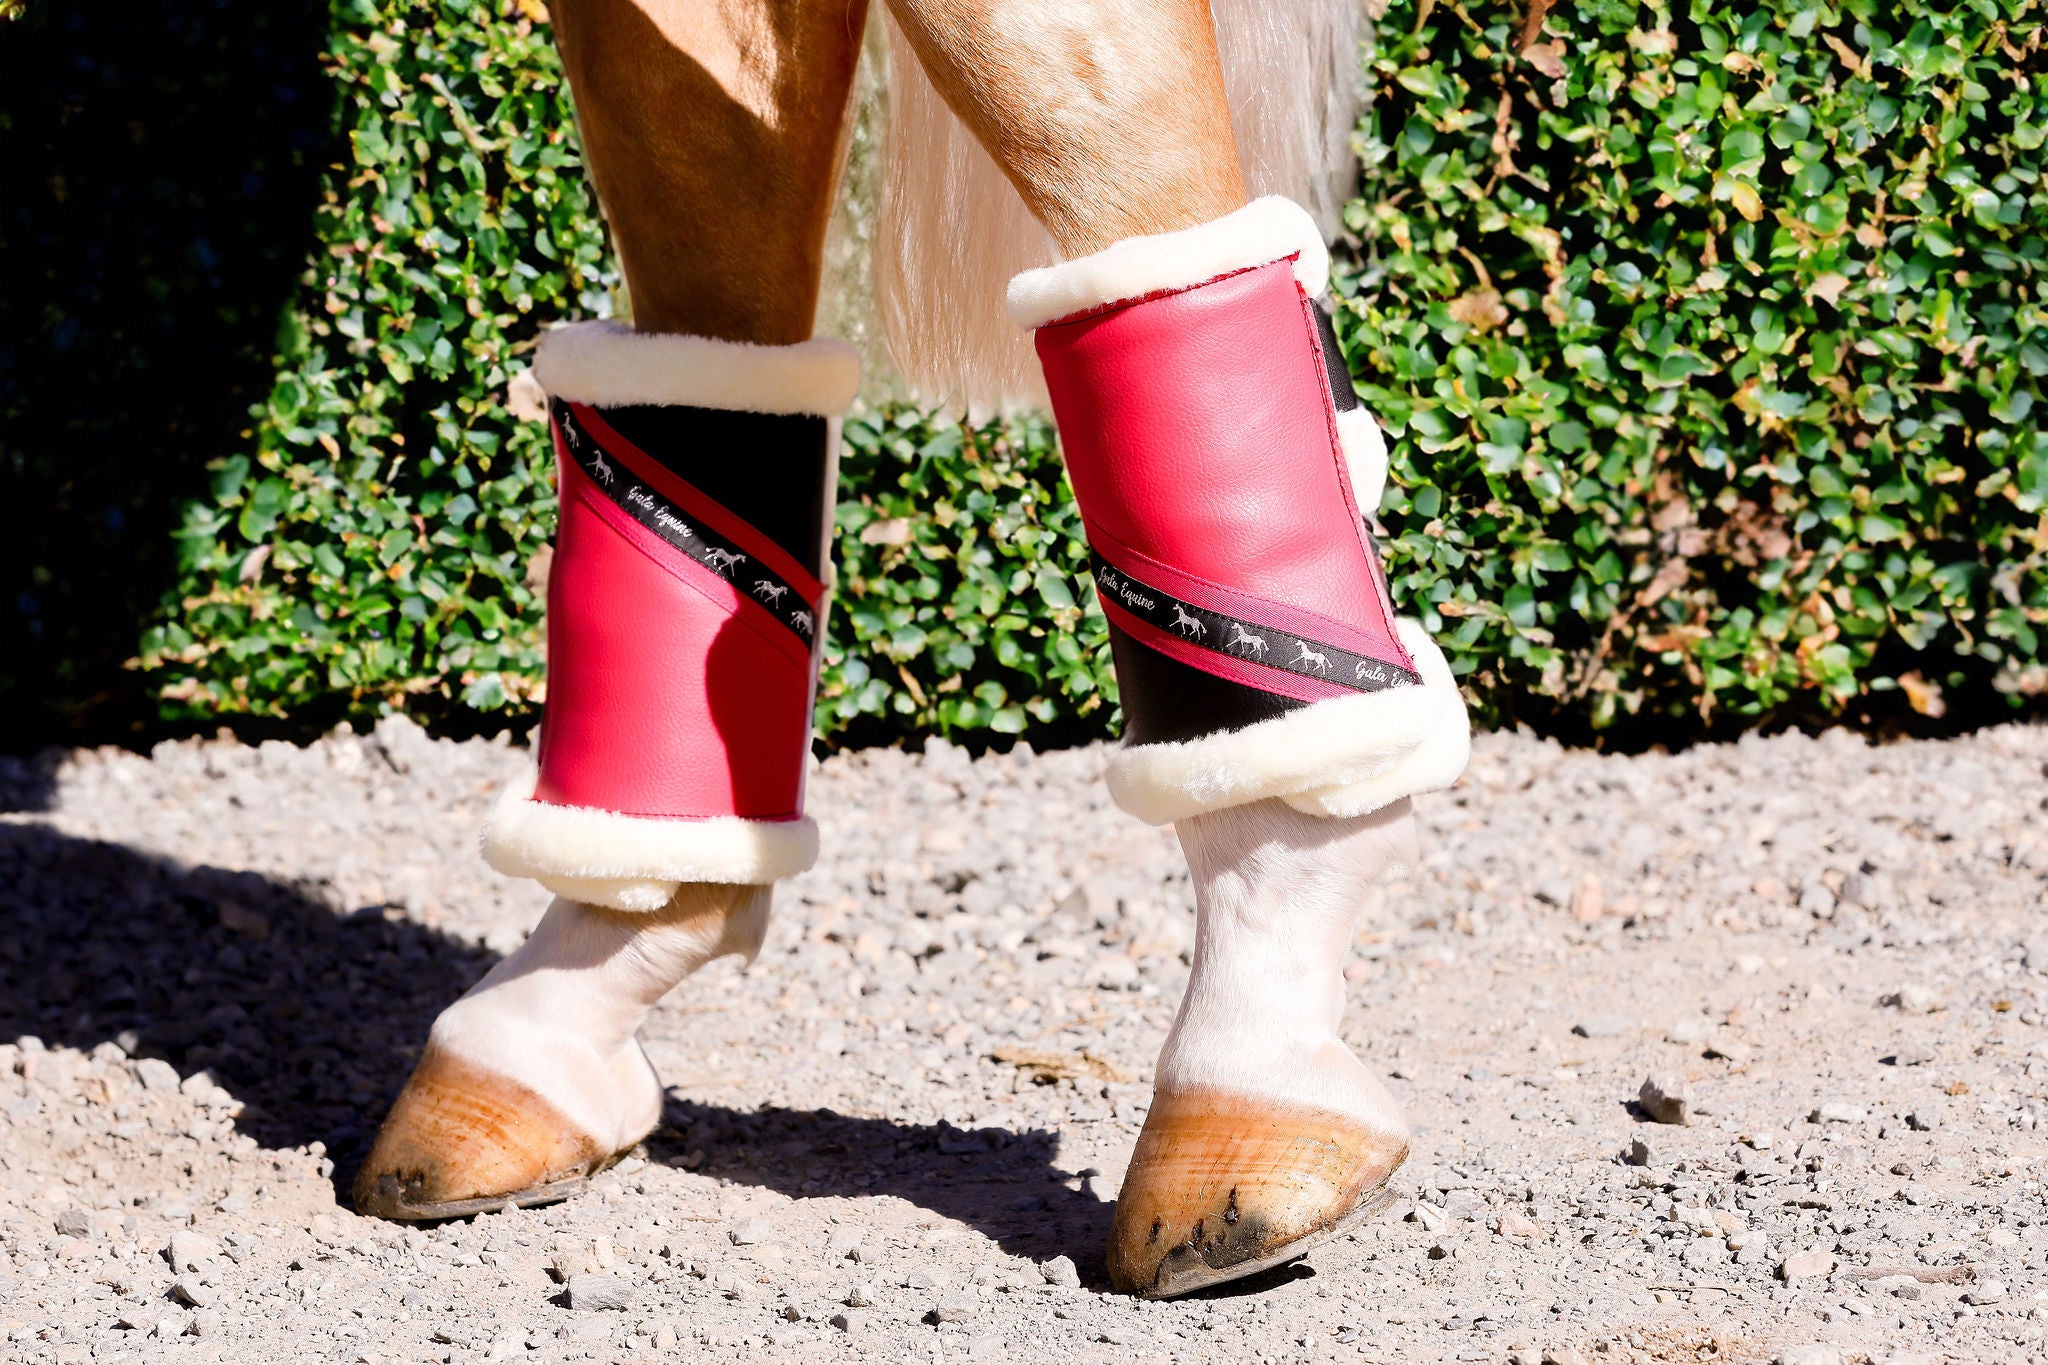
[647,1101,1118,1283]
[0,824,495,1181]
[0,825,1127,1271]
[0,752,60,814]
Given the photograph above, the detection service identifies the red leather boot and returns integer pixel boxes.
[1009,198,1470,1296]
[1010,195,1468,824]
[481,322,859,910]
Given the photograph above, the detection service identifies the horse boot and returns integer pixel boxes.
[354,322,856,1219]
[1008,197,1472,1296]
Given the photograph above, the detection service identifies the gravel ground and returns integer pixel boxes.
[1,719,2046,1364]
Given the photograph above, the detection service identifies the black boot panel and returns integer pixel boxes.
[1108,620,1305,748]
[1312,300,1359,413]
[588,402,832,579]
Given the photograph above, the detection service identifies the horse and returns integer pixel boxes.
[352,0,1471,1301]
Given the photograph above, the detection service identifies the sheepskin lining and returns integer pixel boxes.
[1104,620,1471,824]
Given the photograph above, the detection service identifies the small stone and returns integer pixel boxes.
[133,1058,181,1093]
[1623,1137,1655,1167]
[54,1208,93,1239]
[1887,984,1940,1014]
[1779,1251,1836,1281]
[1039,1254,1080,1288]
[1776,1348,1844,1365]
[845,1281,876,1308]
[1441,1190,1484,1221]
[1411,1201,1449,1233]
[1811,1101,1865,1124]
[1963,1281,2007,1306]
[171,1276,214,1307]
[1905,1103,1942,1132]
[164,1230,218,1274]
[830,1311,865,1333]
[933,1292,978,1323]
[1573,1014,1636,1039]
[1666,1017,1713,1045]
[1496,1210,1543,1239]
[1638,1073,1691,1125]
[189,1309,221,1339]
[825,1227,863,1260]
[216,901,271,940]
[564,1272,633,1311]
[728,1217,771,1246]
[1570,877,1604,924]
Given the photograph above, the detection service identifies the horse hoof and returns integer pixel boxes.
[1105,1087,1408,1299]
[352,1046,624,1221]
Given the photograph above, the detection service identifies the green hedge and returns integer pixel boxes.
[1345,0,2048,729]
[127,0,2048,739]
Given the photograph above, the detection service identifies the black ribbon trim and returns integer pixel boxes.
[1090,555,1418,695]
[555,401,818,646]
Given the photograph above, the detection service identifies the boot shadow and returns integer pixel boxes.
[0,823,1119,1278]
[0,824,494,1175]
[648,1098,1118,1285]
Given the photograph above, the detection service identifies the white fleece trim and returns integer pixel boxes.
[1336,407,1389,514]
[1006,197,1331,330]
[535,321,860,416]
[481,767,818,911]
[1104,619,1471,825]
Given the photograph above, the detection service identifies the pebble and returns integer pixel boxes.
[1039,1255,1080,1288]
[1573,1014,1636,1039]
[1810,1101,1865,1124]
[1637,1073,1690,1125]
[163,1230,217,1274]
[934,1292,979,1323]
[728,1217,771,1247]
[1904,1103,1942,1131]
[52,1208,92,1239]
[132,1058,181,1093]
[563,1273,633,1311]
[1962,1281,2007,1306]
[171,1276,214,1307]
[1779,1251,1835,1282]
[1496,1210,1542,1239]
[845,1281,876,1308]
[1888,985,1941,1013]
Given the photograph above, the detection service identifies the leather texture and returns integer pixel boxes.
[532,411,823,823]
[1035,257,1414,739]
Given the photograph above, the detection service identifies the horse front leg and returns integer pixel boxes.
[354,0,870,1219]
[886,0,1472,1296]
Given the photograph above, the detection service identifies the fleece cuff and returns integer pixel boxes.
[481,767,819,912]
[534,320,860,416]
[1103,619,1471,825]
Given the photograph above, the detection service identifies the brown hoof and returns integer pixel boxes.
[352,1046,625,1221]
[1106,1087,1408,1299]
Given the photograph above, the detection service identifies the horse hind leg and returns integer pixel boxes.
[885,0,1469,1297]
[354,0,868,1221]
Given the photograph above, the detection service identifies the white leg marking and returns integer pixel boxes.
[1158,797,1418,1135]
[425,886,770,1150]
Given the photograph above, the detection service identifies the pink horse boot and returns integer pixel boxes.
[354,323,856,1219]
[1010,197,1472,1295]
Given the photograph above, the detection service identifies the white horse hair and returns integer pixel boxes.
[1160,794,1415,1130]
[875,0,1367,410]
